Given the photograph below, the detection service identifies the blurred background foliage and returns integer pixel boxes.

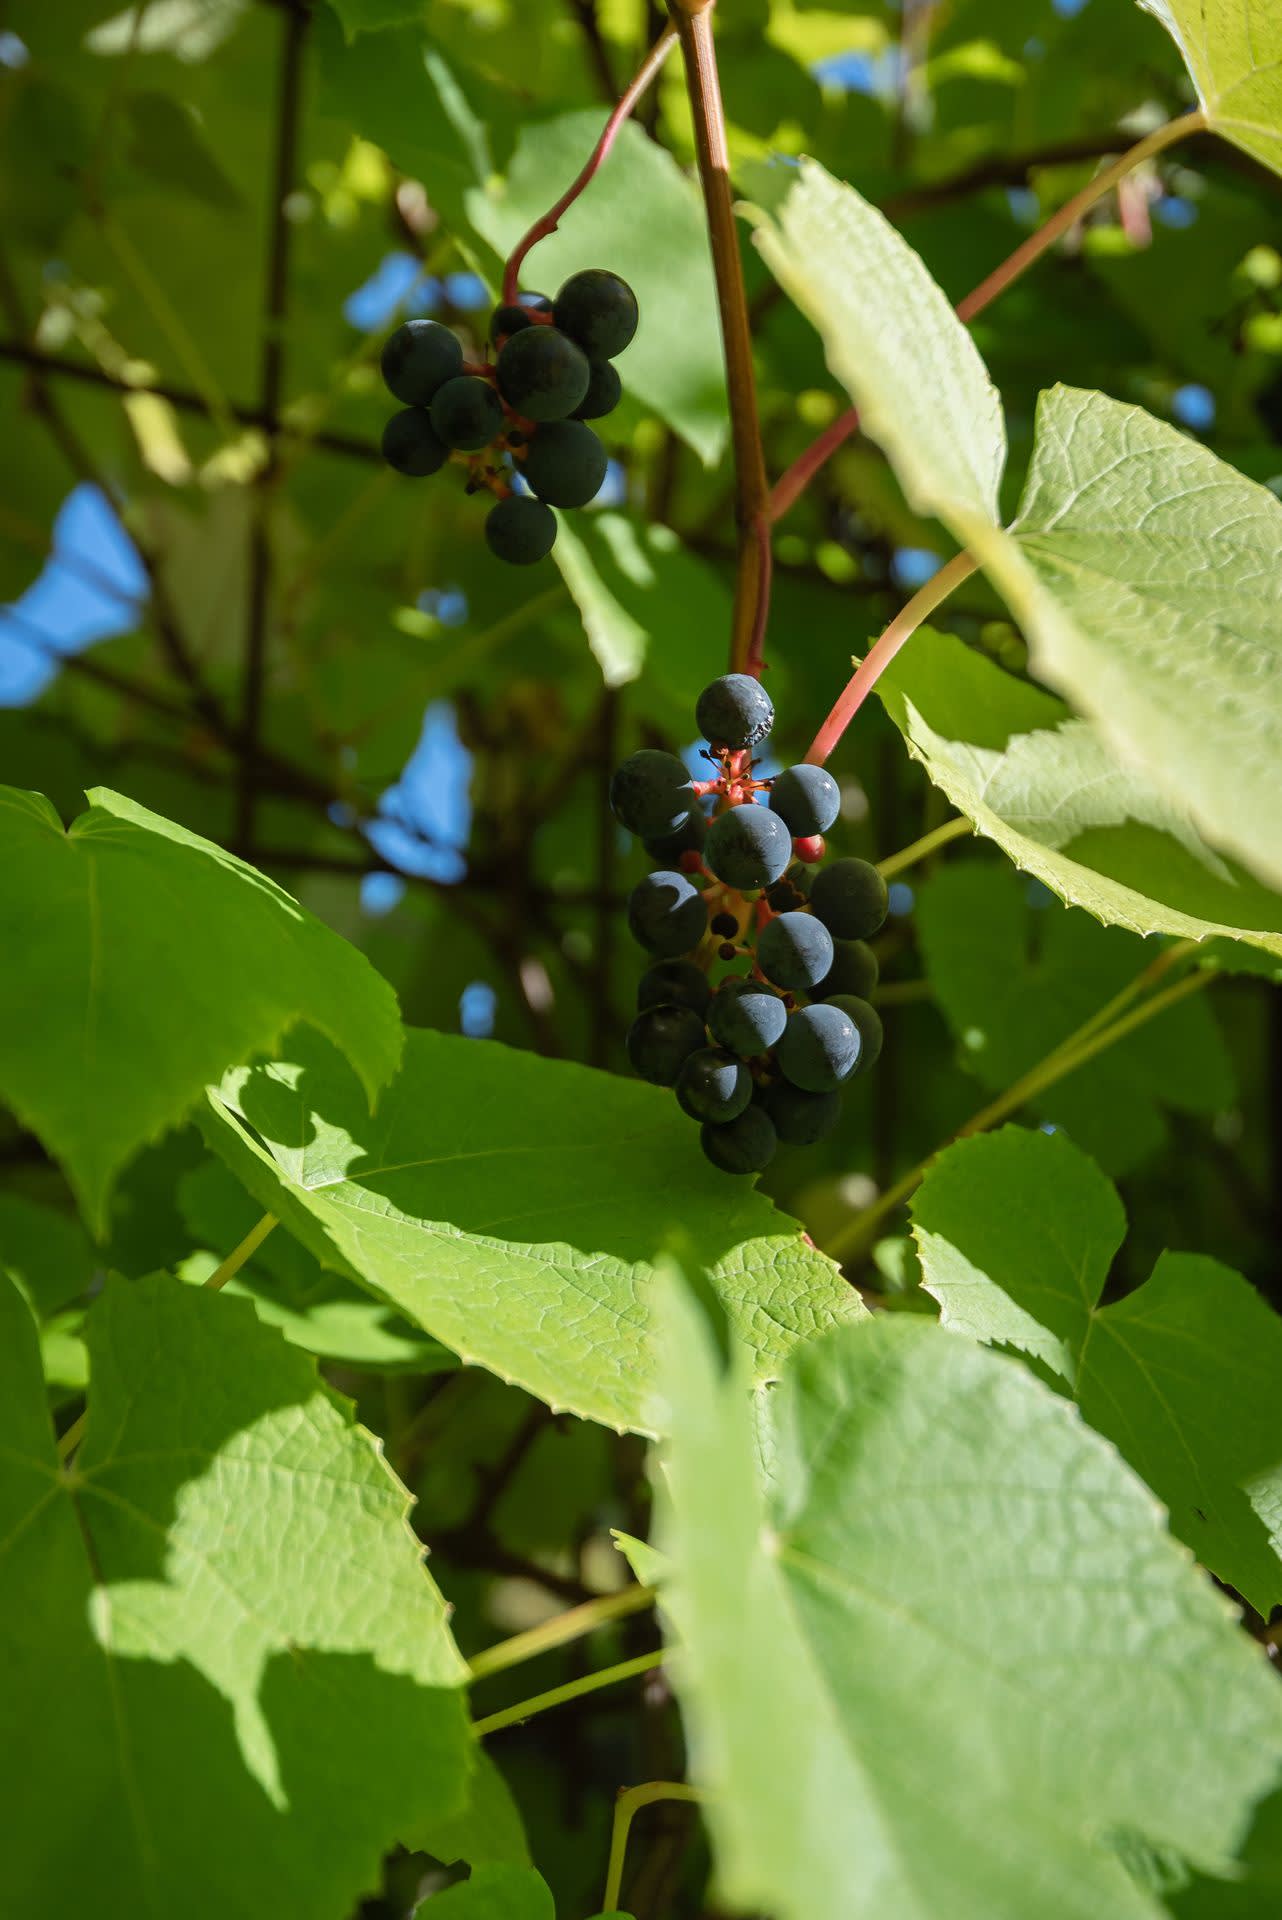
[2,0,1280,1910]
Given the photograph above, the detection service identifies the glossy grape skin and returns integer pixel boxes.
[484,495,557,565]
[610,750,695,838]
[703,804,792,890]
[695,673,775,750]
[761,1081,843,1146]
[636,959,711,1018]
[496,326,590,421]
[380,319,463,406]
[809,857,889,941]
[769,763,841,837]
[627,870,708,957]
[643,811,706,865]
[553,269,639,360]
[701,1106,777,1174]
[675,1047,753,1123]
[776,1001,862,1092]
[522,421,607,507]
[572,360,623,421]
[757,911,835,992]
[813,939,879,1002]
[826,994,884,1073]
[626,1005,706,1085]
[707,979,787,1056]
[381,409,447,477]
[429,375,504,452]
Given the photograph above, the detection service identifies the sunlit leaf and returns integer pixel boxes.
[0,786,402,1226]
[200,1024,863,1435]
[657,1286,1282,1920]
[0,1270,471,1918]
[913,1126,1282,1611]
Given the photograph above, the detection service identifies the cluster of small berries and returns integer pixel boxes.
[611,674,887,1175]
[378,270,637,565]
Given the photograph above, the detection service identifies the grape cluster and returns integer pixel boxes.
[378,269,637,565]
[613,676,887,1175]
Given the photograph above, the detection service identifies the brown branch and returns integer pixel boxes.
[234,0,308,856]
[671,1,770,676]
[502,22,677,305]
[0,342,381,463]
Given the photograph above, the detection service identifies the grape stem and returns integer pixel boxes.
[805,551,978,765]
[468,1582,658,1680]
[472,1648,663,1736]
[602,1782,706,1912]
[768,108,1207,521]
[825,964,1211,1263]
[672,0,773,679]
[500,22,679,307]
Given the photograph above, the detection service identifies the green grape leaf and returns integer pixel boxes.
[1140,0,1282,177]
[915,863,1233,1173]
[878,629,1282,956]
[471,113,728,464]
[0,1192,97,1318]
[413,1864,554,1917]
[323,0,425,40]
[408,1749,531,1868]
[1170,1787,1282,1916]
[314,14,496,258]
[751,167,1282,895]
[912,1126,1282,1612]
[0,786,402,1227]
[657,1284,1282,1920]
[748,156,1005,532]
[0,1270,471,1918]
[177,1159,455,1373]
[551,514,731,713]
[992,386,1282,892]
[122,91,244,208]
[199,1025,863,1436]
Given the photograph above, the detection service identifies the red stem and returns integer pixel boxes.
[805,551,978,765]
[673,2,771,679]
[501,23,679,306]
[768,111,1205,522]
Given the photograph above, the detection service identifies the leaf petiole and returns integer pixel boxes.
[472,1648,663,1737]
